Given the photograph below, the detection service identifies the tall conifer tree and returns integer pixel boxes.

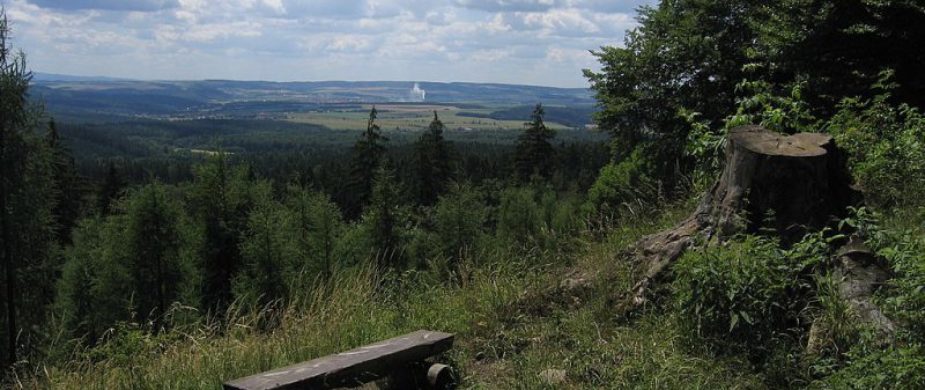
[346,107,387,218]
[0,8,55,365]
[514,104,556,181]
[413,111,453,205]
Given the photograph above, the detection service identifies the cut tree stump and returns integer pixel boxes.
[619,125,858,313]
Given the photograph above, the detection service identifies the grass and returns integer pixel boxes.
[19,203,769,389]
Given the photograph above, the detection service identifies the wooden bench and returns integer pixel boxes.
[223,330,456,390]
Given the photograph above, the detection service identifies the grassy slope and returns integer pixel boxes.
[26,205,765,389]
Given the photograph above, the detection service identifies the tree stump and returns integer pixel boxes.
[620,125,858,312]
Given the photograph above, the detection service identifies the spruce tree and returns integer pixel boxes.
[56,216,132,345]
[236,185,289,307]
[514,104,556,181]
[46,119,82,243]
[287,186,343,279]
[123,182,184,327]
[346,107,387,218]
[98,161,123,216]
[190,153,254,311]
[412,111,453,205]
[0,8,56,365]
[364,164,404,269]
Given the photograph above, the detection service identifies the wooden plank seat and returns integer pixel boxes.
[223,330,455,390]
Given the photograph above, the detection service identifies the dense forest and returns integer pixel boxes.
[3,0,925,388]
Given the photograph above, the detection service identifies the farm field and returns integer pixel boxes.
[284,104,574,131]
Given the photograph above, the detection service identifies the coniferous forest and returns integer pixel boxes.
[3,1,925,388]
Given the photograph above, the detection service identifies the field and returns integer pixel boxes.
[284,104,574,131]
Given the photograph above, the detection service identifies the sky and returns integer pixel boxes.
[3,0,655,88]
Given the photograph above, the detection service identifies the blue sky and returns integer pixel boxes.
[5,0,654,87]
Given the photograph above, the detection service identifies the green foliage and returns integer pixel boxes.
[586,148,657,218]
[46,119,84,243]
[346,107,388,218]
[753,0,925,114]
[412,111,453,205]
[496,187,542,244]
[820,345,925,388]
[726,79,819,134]
[584,0,756,176]
[361,165,408,269]
[672,236,808,359]
[827,80,925,208]
[189,153,256,311]
[1,8,57,364]
[681,77,820,182]
[285,187,344,280]
[122,182,187,324]
[432,183,487,268]
[513,104,555,181]
[56,217,132,345]
[97,162,123,216]
[235,187,291,307]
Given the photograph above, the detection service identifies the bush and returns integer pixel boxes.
[821,345,925,389]
[587,148,657,218]
[497,187,541,243]
[433,183,487,265]
[828,80,925,209]
[672,236,808,360]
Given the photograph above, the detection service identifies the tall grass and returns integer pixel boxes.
[18,201,772,389]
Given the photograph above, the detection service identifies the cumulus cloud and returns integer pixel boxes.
[7,0,656,87]
[29,0,180,12]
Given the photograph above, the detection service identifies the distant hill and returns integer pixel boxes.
[33,72,130,82]
[30,76,595,119]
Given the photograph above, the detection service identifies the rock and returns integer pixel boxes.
[539,368,567,385]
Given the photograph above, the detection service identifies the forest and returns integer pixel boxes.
[3,0,925,388]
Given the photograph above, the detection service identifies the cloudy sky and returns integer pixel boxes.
[4,0,654,87]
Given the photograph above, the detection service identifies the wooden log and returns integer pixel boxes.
[223,330,454,390]
[832,238,895,335]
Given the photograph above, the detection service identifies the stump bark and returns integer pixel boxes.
[620,125,858,312]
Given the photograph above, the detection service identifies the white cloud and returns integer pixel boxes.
[5,0,656,87]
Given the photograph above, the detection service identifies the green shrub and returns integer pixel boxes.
[828,80,925,209]
[433,183,487,264]
[587,148,657,218]
[821,345,925,389]
[497,186,541,243]
[672,236,807,359]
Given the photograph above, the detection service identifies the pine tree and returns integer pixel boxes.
[190,153,254,311]
[0,9,56,366]
[56,216,132,345]
[514,104,556,181]
[433,183,486,269]
[46,119,82,243]
[98,161,123,216]
[236,186,289,307]
[364,164,404,269]
[287,186,343,280]
[346,107,387,218]
[412,111,453,205]
[123,182,185,327]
